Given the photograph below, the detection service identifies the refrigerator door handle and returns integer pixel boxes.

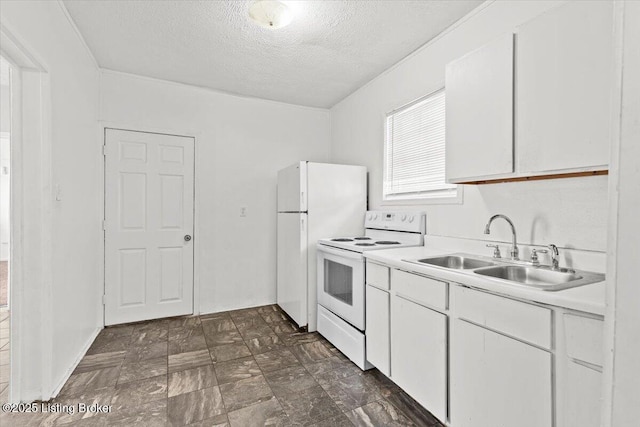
[301,217,305,232]
[301,191,305,206]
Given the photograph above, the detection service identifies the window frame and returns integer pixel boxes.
[382,88,461,205]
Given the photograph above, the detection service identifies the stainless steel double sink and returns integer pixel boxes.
[404,254,604,291]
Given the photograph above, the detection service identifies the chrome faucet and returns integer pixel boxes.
[484,214,519,260]
[548,244,560,270]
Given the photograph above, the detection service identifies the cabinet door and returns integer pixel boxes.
[451,319,552,427]
[445,33,514,182]
[365,285,390,376]
[391,295,447,422]
[564,362,602,427]
[517,1,613,173]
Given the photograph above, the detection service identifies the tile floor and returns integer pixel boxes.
[0,304,444,426]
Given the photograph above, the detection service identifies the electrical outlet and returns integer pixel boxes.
[240,207,247,217]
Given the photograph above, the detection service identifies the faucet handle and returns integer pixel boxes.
[486,244,501,259]
[530,248,548,265]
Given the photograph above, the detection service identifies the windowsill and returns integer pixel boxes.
[381,187,464,206]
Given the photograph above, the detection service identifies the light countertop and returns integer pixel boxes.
[364,246,606,316]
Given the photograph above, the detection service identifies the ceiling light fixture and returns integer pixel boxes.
[248,0,293,29]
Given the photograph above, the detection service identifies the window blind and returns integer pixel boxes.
[384,89,456,200]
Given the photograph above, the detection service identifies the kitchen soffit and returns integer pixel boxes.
[62,0,482,108]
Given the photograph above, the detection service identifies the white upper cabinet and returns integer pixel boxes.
[517,1,613,173]
[445,1,614,182]
[445,33,514,183]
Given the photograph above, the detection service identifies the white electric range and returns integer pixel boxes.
[316,210,426,369]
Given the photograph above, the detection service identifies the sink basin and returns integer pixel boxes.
[415,255,495,270]
[474,265,604,291]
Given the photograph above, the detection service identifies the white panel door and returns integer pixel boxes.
[105,129,194,325]
[277,212,307,327]
[391,295,447,423]
[451,319,552,427]
[445,33,514,182]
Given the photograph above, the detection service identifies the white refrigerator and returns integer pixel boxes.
[277,161,366,332]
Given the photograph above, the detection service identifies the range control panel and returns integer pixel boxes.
[365,211,426,234]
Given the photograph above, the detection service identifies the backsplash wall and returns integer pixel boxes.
[329,0,608,252]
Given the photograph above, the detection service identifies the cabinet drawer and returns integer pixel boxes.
[392,269,447,311]
[366,261,389,291]
[453,286,551,349]
[564,313,604,367]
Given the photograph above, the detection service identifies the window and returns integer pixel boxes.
[383,89,458,202]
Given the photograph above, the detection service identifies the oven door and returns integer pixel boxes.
[317,244,365,331]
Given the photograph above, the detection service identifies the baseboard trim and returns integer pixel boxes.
[49,326,102,399]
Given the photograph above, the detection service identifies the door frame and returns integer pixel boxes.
[99,123,199,324]
[0,24,53,403]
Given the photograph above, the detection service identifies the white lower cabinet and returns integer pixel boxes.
[365,284,390,376]
[561,312,604,427]
[363,261,604,427]
[391,294,447,422]
[451,318,553,427]
[564,361,602,427]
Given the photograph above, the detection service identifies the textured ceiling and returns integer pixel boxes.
[63,0,482,108]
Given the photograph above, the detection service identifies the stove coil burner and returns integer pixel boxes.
[331,238,354,242]
[353,237,372,240]
[375,241,401,245]
[355,243,376,246]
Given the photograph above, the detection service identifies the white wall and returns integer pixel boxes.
[330,0,608,253]
[1,0,102,399]
[603,1,640,425]
[99,71,330,314]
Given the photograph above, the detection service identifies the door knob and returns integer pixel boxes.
[184,235,192,242]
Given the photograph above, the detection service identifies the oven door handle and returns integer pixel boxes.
[317,244,363,260]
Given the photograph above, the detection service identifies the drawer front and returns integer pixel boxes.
[366,261,390,291]
[392,269,448,311]
[453,286,551,349]
[564,313,604,367]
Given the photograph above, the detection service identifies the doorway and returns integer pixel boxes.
[0,55,12,404]
[104,128,195,325]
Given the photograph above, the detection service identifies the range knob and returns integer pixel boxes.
[367,214,373,220]
[408,216,415,223]
[401,215,407,221]
[373,214,378,220]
